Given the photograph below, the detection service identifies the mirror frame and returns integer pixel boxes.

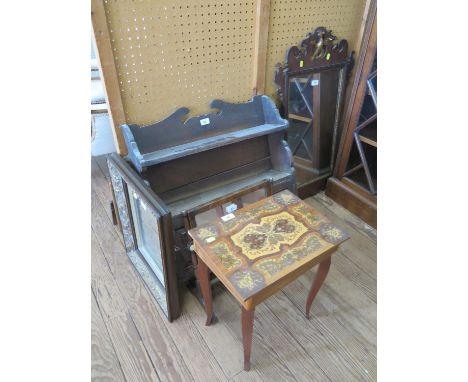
[107,153,181,321]
[274,27,354,198]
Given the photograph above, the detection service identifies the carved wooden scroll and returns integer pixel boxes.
[274,27,353,102]
[120,95,289,172]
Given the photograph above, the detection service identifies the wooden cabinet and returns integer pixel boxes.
[108,95,295,321]
[274,27,354,199]
[325,0,377,228]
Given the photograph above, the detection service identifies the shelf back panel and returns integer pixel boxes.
[98,0,369,134]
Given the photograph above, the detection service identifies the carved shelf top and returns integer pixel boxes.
[120,95,288,172]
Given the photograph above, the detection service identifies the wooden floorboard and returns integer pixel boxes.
[92,228,161,382]
[306,198,377,277]
[91,169,224,381]
[91,290,127,382]
[280,275,376,380]
[313,192,377,244]
[91,155,377,382]
[208,283,330,381]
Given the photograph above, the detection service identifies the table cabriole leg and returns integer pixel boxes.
[305,256,331,319]
[196,257,214,325]
[241,306,255,371]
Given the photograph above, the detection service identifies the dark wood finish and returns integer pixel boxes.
[333,21,376,178]
[107,153,181,321]
[121,95,288,172]
[274,27,351,100]
[160,159,274,213]
[326,1,377,227]
[123,98,264,154]
[108,180,121,232]
[274,27,353,197]
[108,96,295,321]
[109,200,118,226]
[197,257,214,326]
[317,69,340,167]
[306,256,331,319]
[185,178,273,229]
[326,177,377,228]
[358,119,377,147]
[147,136,270,195]
[241,306,255,371]
[297,174,328,200]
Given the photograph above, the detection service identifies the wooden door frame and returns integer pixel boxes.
[91,0,127,155]
[333,0,377,178]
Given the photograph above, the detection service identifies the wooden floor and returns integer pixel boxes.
[91,156,377,382]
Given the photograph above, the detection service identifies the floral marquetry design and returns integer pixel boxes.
[229,269,266,296]
[248,199,283,215]
[195,225,219,242]
[211,241,242,270]
[231,211,308,260]
[319,223,348,244]
[273,191,301,206]
[108,161,135,252]
[257,235,324,277]
[291,204,324,227]
[188,189,349,302]
[243,233,267,249]
[220,200,282,233]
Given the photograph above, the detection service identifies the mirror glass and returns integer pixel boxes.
[194,189,267,226]
[128,185,165,284]
[286,67,342,186]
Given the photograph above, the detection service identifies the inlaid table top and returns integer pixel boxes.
[188,190,349,305]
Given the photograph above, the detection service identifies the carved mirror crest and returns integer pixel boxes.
[274,27,354,197]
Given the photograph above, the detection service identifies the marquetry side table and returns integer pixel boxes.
[188,190,349,371]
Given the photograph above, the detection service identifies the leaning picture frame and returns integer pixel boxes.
[107,153,181,321]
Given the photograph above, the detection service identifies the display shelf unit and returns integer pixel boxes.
[274,27,354,199]
[325,0,377,228]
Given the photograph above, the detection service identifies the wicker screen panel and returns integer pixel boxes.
[265,0,367,98]
[103,0,256,125]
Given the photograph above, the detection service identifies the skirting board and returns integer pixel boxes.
[325,177,376,228]
[297,177,328,200]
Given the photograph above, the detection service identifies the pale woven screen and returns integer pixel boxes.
[103,0,256,125]
[265,0,368,98]
[102,0,366,125]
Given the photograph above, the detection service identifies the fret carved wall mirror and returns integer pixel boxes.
[274,27,354,198]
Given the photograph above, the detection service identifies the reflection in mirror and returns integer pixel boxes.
[128,185,165,284]
[286,68,342,187]
[194,189,267,226]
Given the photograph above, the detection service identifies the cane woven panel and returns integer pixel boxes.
[189,190,349,301]
[103,0,256,125]
[265,0,368,98]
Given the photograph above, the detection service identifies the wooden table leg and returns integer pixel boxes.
[241,306,255,371]
[305,256,331,319]
[196,257,213,325]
